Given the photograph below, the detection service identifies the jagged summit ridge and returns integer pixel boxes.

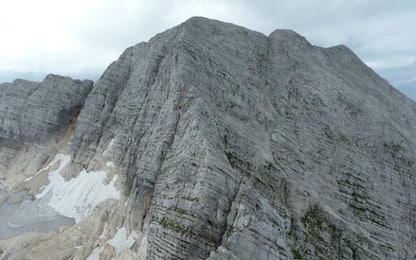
[0,17,415,260]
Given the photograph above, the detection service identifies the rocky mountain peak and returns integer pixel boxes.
[269,28,312,47]
[0,17,415,260]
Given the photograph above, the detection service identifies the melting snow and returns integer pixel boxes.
[100,223,108,239]
[36,154,120,223]
[106,161,115,168]
[86,246,104,260]
[108,227,139,255]
[24,176,34,182]
[25,154,69,181]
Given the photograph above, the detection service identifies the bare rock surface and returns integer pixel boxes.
[0,17,415,260]
[0,75,93,143]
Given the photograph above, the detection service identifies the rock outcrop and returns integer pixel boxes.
[0,75,93,143]
[0,17,415,260]
[0,75,93,182]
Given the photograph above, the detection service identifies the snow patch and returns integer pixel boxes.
[24,176,34,181]
[36,154,120,223]
[87,246,104,260]
[25,154,69,181]
[108,227,139,255]
[106,161,114,168]
[100,223,108,239]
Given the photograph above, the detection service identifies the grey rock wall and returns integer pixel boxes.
[1,17,414,260]
[0,75,93,143]
[70,17,416,259]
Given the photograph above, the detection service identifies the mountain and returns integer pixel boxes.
[0,17,415,260]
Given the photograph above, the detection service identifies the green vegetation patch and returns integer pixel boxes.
[160,217,193,236]
[302,205,326,229]
[225,151,251,176]
[291,247,304,260]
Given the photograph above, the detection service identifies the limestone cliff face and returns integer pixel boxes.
[0,17,415,260]
[0,75,93,143]
[0,75,93,175]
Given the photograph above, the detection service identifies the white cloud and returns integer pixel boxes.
[365,56,416,70]
[0,0,415,100]
[406,76,416,83]
[0,0,164,76]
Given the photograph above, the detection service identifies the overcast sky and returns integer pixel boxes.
[0,0,415,99]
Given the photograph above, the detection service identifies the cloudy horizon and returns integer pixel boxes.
[0,0,415,99]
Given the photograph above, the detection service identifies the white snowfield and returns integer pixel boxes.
[35,154,120,223]
[106,161,115,168]
[86,246,104,260]
[108,227,139,255]
[86,225,139,259]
